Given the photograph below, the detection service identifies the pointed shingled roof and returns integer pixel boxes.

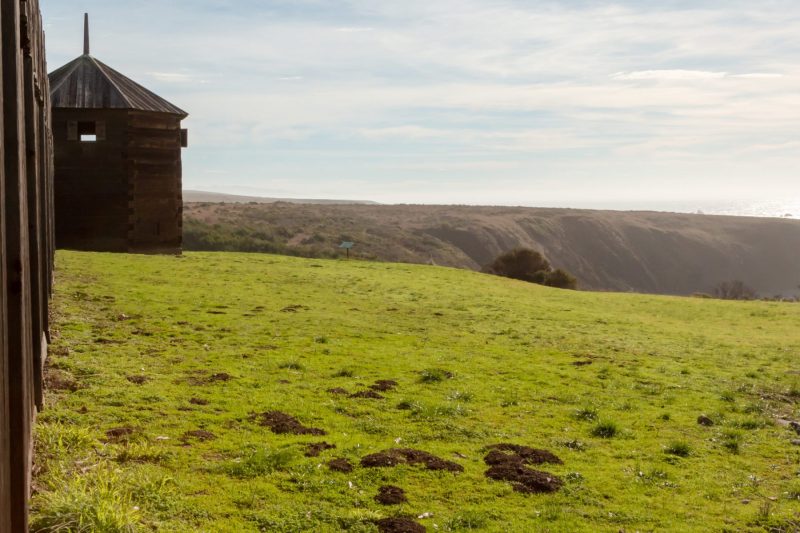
[48,14,187,118]
[49,55,188,118]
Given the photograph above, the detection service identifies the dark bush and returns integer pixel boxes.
[711,280,758,301]
[544,269,578,290]
[483,248,577,289]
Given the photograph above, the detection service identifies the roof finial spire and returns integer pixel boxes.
[83,13,90,55]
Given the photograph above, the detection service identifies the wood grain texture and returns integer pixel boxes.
[0,0,54,530]
[53,107,184,254]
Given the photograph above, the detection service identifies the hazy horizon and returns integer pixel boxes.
[42,1,800,207]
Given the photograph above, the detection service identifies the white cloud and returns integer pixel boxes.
[612,70,728,81]
[42,0,800,205]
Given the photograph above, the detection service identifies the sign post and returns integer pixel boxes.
[339,241,354,259]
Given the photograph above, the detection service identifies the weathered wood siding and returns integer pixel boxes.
[128,111,182,253]
[53,108,129,251]
[0,0,55,531]
[53,109,183,254]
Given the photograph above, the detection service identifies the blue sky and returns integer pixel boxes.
[42,1,800,207]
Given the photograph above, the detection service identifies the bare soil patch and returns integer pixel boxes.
[189,398,209,406]
[44,369,80,392]
[95,338,122,345]
[375,517,425,533]
[485,462,563,494]
[126,375,149,385]
[697,415,714,426]
[375,485,407,505]
[361,448,463,472]
[252,411,326,435]
[484,444,563,466]
[326,387,349,395]
[483,444,563,494]
[104,427,134,443]
[328,458,354,472]
[281,304,309,313]
[305,442,336,457]
[350,390,385,399]
[189,372,233,385]
[370,380,399,392]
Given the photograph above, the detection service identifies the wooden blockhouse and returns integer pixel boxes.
[49,15,188,254]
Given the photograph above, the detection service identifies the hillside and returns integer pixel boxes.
[184,202,800,297]
[33,251,800,532]
[184,190,378,205]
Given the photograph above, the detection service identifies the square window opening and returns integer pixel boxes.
[78,121,97,142]
[78,121,95,135]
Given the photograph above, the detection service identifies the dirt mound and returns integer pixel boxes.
[45,370,80,392]
[485,444,563,466]
[697,415,714,426]
[126,375,149,385]
[183,430,216,442]
[485,462,563,494]
[305,442,336,457]
[350,390,385,399]
[375,485,407,505]
[361,448,463,472]
[104,427,134,443]
[370,380,399,392]
[189,372,233,385]
[189,397,209,406]
[326,387,349,395]
[328,458,354,472]
[281,304,309,313]
[252,411,326,435]
[375,517,425,533]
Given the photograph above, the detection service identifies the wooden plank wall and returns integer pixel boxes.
[1,0,55,531]
[53,109,129,252]
[128,111,183,253]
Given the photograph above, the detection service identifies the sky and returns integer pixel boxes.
[41,0,800,208]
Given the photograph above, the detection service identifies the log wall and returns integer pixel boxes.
[53,109,183,254]
[53,109,129,252]
[0,0,55,531]
[128,111,182,253]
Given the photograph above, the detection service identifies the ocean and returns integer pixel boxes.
[544,200,800,219]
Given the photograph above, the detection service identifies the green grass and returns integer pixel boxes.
[32,251,800,532]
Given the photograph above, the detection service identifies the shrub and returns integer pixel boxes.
[544,269,578,290]
[483,248,578,289]
[483,248,550,283]
[711,280,758,301]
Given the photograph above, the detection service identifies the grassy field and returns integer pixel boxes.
[32,251,800,532]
